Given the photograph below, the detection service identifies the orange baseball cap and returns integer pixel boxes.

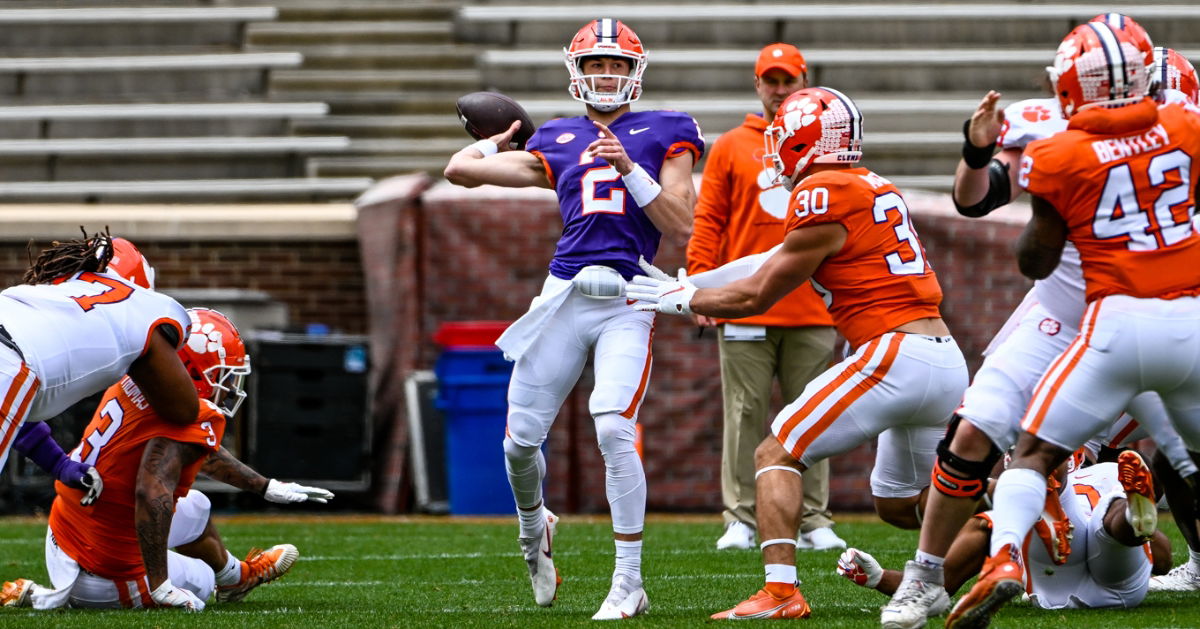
[755,43,807,78]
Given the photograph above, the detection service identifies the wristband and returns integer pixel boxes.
[467,139,498,157]
[961,119,997,170]
[621,163,663,207]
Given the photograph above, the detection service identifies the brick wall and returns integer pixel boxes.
[387,182,1032,513]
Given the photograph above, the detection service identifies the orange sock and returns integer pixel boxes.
[765,581,796,599]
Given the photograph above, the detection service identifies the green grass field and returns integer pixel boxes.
[1,513,1198,628]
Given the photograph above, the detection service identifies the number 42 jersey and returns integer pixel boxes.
[527,110,704,281]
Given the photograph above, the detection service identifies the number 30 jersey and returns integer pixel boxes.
[527,110,704,280]
[1022,99,1200,302]
[0,271,189,421]
[785,168,943,348]
[50,378,225,579]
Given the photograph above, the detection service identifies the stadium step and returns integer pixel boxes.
[246,21,453,46]
[247,44,477,71]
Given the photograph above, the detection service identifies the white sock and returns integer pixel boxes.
[614,539,643,582]
[214,550,242,586]
[989,468,1048,555]
[765,563,797,585]
[914,550,945,569]
[1188,548,1200,571]
[517,503,545,538]
[504,438,545,517]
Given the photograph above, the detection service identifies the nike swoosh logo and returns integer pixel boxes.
[630,127,650,135]
[728,603,788,619]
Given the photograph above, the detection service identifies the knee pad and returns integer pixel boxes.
[931,417,1001,499]
[504,410,547,450]
[176,489,211,521]
[502,435,539,462]
[594,413,636,456]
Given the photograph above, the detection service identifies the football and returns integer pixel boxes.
[455,91,536,150]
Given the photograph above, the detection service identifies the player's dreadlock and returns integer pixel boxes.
[23,226,114,285]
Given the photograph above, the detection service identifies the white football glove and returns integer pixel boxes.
[835,548,883,589]
[79,467,103,506]
[625,256,696,316]
[150,580,205,611]
[264,478,335,504]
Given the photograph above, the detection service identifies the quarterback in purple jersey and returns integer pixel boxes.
[444,18,702,620]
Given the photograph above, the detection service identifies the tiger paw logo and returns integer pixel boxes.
[1038,318,1061,336]
[187,316,225,355]
[783,97,819,131]
[1023,105,1052,123]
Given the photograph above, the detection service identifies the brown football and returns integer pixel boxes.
[455,91,536,150]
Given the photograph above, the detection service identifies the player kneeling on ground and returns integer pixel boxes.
[627,87,968,620]
[1,308,332,611]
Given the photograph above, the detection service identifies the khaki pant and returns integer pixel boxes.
[719,325,838,533]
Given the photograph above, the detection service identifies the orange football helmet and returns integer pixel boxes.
[1088,13,1155,70]
[564,18,646,112]
[180,308,250,418]
[106,237,156,290]
[1048,21,1151,118]
[1153,47,1199,105]
[762,87,863,190]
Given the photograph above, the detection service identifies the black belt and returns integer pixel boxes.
[0,325,23,361]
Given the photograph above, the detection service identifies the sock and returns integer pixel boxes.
[214,550,242,586]
[614,539,642,582]
[914,550,945,570]
[764,564,797,597]
[517,502,545,538]
[1188,549,1200,572]
[989,468,1048,555]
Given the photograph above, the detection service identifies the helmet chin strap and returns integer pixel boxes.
[589,98,622,113]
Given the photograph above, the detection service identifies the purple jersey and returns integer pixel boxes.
[526,110,704,280]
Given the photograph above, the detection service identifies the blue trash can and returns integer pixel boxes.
[433,324,516,515]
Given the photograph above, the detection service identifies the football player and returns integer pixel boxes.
[627,87,968,620]
[947,20,1200,628]
[841,451,1170,611]
[1,309,330,610]
[883,15,1200,628]
[0,230,198,481]
[443,18,702,619]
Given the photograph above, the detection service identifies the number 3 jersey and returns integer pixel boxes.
[1022,99,1200,302]
[0,271,189,421]
[49,378,225,580]
[784,168,943,348]
[526,110,704,280]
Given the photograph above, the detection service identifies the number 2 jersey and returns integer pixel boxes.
[1022,98,1200,302]
[526,110,704,280]
[0,271,189,421]
[49,377,225,580]
[784,167,944,348]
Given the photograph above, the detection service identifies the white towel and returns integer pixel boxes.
[495,276,574,362]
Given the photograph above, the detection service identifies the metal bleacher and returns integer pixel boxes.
[0,5,371,203]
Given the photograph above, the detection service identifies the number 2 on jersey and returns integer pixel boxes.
[579,150,626,215]
[1091,149,1195,251]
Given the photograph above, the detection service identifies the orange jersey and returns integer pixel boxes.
[688,114,833,327]
[1022,99,1200,301]
[49,376,224,580]
[784,167,943,347]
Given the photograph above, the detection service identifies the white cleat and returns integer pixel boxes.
[836,548,883,589]
[1150,562,1200,592]
[806,526,848,550]
[716,521,755,550]
[592,574,649,620]
[518,508,561,607]
[881,561,950,629]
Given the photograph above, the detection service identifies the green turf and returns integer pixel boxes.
[1,514,1198,628]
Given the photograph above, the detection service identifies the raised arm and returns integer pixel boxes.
[952,91,1024,217]
[127,326,199,426]
[443,121,552,189]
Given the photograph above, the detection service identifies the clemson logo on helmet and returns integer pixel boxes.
[783,97,819,131]
[187,320,226,356]
[1053,39,1079,76]
[1023,105,1052,123]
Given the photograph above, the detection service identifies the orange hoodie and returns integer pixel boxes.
[687,114,834,327]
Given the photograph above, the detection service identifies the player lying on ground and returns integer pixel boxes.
[1,308,331,611]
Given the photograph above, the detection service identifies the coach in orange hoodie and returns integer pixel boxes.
[688,43,842,552]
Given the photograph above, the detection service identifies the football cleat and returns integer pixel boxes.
[1118,450,1158,538]
[518,507,561,607]
[716,521,755,550]
[945,544,1024,629]
[881,561,950,629]
[1032,484,1073,565]
[1,579,33,607]
[836,548,883,588]
[806,526,847,550]
[216,544,299,603]
[1149,562,1200,592]
[711,586,810,620]
[592,574,648,620]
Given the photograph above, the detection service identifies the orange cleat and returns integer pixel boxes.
[1,579,32,607]
[216,544,299,603]
[1032,484,1073,565]
[945,544,1023,629]
[711,587,811,620]
[1118,450,1157,538]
